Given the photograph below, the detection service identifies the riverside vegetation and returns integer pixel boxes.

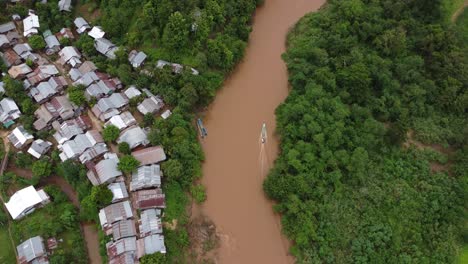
[264,0,467,263]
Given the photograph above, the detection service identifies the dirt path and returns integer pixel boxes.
[451,0,468,22]
[195,1,325,263]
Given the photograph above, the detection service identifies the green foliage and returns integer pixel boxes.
[28,35,46,50]
[31,158,52,183]
[140,252,167,264]
[90,185,113,208]
[162,12,189,52]
[102,125,120,142]
[143,113,155,127]
[190,184,206,204]
[68,85,86,107]
[265,0,468,262]
[15,152,32,169]
[117,155,140,174]
[118,142,131,155]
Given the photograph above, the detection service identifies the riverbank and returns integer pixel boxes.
[193,1,325,263]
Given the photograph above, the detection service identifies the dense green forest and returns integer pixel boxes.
[264,0,467,263]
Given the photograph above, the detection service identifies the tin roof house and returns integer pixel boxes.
[8,126,34,149]
[108,181,129,203]
[23,13,40,37]
[132,189,165,210]
[43,30,61,55]
[130,164,162,192]
[27,139,52,159]
[109,219,137,241]
[107,237,137,262]
[99,200,134,229]
[117,126,149,150]
[0,22,16,34]
[0,34,10,48]
[94,38,118,59]
[91,93,129,121]
[74,17,91,34]
[88,26,105,39]
[58,0,72,12]
[128,50,147,68]
[4,186,49,220]
[131,146,166,166]
[8,63,33,79]
[0,97,21,127]
[1,49,22,68]
[137,234,166,258]
[105,111,137,131]
[47,95,76,120]
[58,130,103,161]
[52,115,91,144]
[86,152,122,186]
[139,209,163,237]
[17,236,48,264]
[58,46,82,67]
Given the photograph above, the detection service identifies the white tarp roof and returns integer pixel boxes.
[23,14,39,37]
[5,186,45,220]
[88,26,105,39]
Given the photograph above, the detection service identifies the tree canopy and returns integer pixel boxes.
[264,0,467,262]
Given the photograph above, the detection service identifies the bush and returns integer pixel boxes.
[102,125,120,142]
[118,142,131,155]
[28,35,46,50]
[117,155,140,174]
[190,184,206,204]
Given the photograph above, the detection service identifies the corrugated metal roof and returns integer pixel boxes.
[139,209,163,237]
[117,126,148,149]
[131,146,166,166]
[99,201,133,228]
[130,165,162,191]
[112,219,137,241]
[17,236,46,263]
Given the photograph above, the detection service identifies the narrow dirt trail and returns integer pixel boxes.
[451,0,468,22]
[195,1,325,263]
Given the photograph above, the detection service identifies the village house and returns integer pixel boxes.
[78,60,97,75]
[156,59,199,75]
[91,93,129,121]
[16,236,48,264]
[27,139,52,159]
[137,234,166,257]
[105,111,137,131]
[0,97,21,128]
[132,188,166,210]
[23,13,40,37]
[58,130,103,161]
[13,43,33,60]
[137,95,164,115]
[124,86,142,99]
[99,200,134,229]
[0,81,4,94]
[8,125,34,149]
[0,49,21,68]
[109,253,135,264]
[48,95,76,120]
[79,142,109,163]
[85,80,113,100]
[0,34,10,48]
[108,181,129,203]
[6,30,21,45]
[106,237,137,262]
[108,219,137,241]
[8,63,33,79]
[161,109,172,119]
[33,104,56,130]
[26,64,60,87]
[73,70,99,86]
[131,146,166,166]
[43,30,61,55]
[86,152,122,186]
[30,76,67,103]
[0,22,16,34]
[4,186,50,220]
[94,38,118,59]
[130,164,162,192]
[52,115,91,144]
[74,17,91,34]
[88,26,105,39]
[117,126,149,150]
[58,0,72,12]
[139,209,163,237]
[128,50,147,68]
[58,46,82,67]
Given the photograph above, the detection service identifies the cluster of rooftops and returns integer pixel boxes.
[0,3,201,263]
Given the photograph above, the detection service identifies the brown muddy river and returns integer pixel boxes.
[197,0,325,263]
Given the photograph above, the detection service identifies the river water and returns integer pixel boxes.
[196,0,325,263]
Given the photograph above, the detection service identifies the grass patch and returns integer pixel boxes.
[459,245,468,264]
[0,225,15,264]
